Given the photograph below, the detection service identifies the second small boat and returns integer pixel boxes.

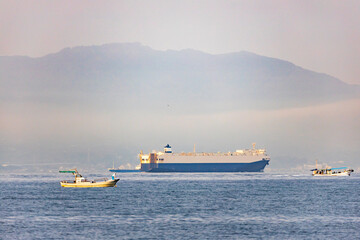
[311,167,354,176]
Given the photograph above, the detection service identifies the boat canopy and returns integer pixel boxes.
[310,167,347,171]
[59,170,77,173]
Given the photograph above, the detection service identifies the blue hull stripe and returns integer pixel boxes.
[141,160,270,172]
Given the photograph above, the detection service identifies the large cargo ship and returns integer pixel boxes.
[139,144,270,172]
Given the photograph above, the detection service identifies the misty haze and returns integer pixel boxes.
[1,43,359,172]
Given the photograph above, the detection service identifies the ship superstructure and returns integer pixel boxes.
[139,144,270,172]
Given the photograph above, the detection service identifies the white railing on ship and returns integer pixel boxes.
[171,152,266,156]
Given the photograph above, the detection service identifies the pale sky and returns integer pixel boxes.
[1,0,359,84]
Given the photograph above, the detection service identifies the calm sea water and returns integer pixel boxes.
[1,172,359,239]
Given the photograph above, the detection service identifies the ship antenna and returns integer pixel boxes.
[252,143,256,150]
[194,144,196,153]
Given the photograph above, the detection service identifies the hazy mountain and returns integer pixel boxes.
[1,43,360,171]
[1,42,359,113]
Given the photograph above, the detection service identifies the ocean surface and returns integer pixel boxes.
[1,172,359,239]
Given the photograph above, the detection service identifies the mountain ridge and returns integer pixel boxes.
[1,42,359,112]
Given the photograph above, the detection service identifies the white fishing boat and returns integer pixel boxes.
[311,160,354,176]
[311,167,354,176]
[59,169,119,187]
